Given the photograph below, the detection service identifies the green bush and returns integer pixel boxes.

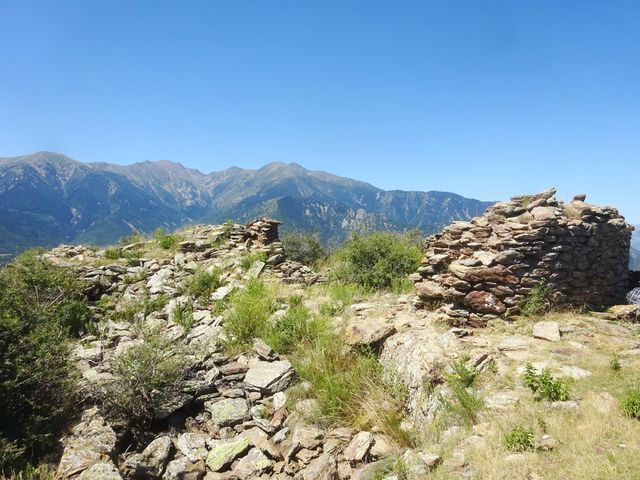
[154,228,182,250]
[240,252,268,271]
[104,247,123,259]
[282,232,328,266]
[504,425,535,451]
[331,232,422,290]
[621,389,640,419]
[264,303,329,354]
[610,356,622,371]
[520,283,551,317]
[0,250,89,471]
[99,328,187,443]
[443,357,484,426]
[184,269,224,303]
[523,364,570,401]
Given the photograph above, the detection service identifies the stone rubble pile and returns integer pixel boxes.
[411,188,634,326]
[47,220,390,480]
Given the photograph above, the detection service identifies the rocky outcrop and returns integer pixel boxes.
[412,188,634,325]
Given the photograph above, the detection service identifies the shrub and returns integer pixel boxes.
[504,425,535,451]
[154,228,182,251]
[184,269,224,303]
[240,252,268,271]
[331,232,422,290]
[99,328,187,444]
[0,250,89,471]
[443,357,484,426]
[104,247,123,259]
[610,356,622,371]
[264,303,330,355]
[621,389,640,419]
[282,232,328,266]
[523,364,570,401]
[520,283,551,317]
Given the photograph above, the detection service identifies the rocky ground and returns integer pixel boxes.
[42,221,640,480]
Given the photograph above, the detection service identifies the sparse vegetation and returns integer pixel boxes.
[610,355,622,371]
[523,364,570,401]
[184,268,225,303]
[172,300,195,333]
[442,356,484,426]
[503,425,535,451]
[331,232,422,290]
[621,389,640,419]
[98,327,187,444]
[222,280,278,351]
[240,252,268,270]
[0,250,89,471]
[154,227,182,250]
[282,232,328,266]
[520,283,551,317]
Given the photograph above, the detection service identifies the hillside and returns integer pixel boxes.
[2,215,639,479]
[0,152,492,259]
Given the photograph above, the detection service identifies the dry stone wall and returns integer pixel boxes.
[411,188,634,326]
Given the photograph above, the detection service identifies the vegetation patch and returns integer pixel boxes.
[184,268,225,303]
[154,227,183,251]
[503,425,535,451]
[331,232,421,290]
[520,283,551,317]
[442,356,484,426]
[621,388,640,419]
[523,364,570,401]
[281,232,328,266]
[240,252,268,270]
[98,327,187,444]
[0,250,89,471]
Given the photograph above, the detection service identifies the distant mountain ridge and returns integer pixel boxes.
[0,151,487,258]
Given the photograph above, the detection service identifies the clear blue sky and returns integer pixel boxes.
[1,1,639,222]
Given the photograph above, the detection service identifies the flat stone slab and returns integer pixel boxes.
[533,321,561,342]
[498,336,531,351]
[206,398,248,426]
[206,436,250,472]
[344,431,374,462]
[244,360,294,394]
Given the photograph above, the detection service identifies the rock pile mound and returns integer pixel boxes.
[412,188,634,326]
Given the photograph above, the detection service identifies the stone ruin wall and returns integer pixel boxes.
[411,188,634,327]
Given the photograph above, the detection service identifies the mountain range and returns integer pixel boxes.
[0,152,493,259]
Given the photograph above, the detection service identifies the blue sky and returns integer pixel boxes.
[1,1,639,222]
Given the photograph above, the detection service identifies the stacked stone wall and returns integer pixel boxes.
[412,188,634,326]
